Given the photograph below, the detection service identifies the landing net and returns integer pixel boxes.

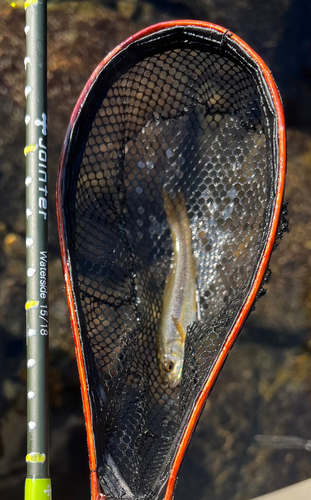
[57,22,286,500]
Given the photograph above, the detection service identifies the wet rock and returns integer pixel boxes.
[247,130,311,340]
[2,379,19,402]
[117,0,139,18]
[3,234,25,259]
[0,222,7,238]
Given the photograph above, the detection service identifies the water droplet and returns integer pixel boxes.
[24,57,32,69]
[146,161,154,171]
[25,237,34,248]
[27,268,36,277]
[228,187,237,200]
[25,86,32,98]
[27,328,37,338]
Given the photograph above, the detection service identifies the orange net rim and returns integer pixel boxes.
[56,20,286,500]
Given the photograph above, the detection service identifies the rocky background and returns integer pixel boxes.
[0,0,311,499]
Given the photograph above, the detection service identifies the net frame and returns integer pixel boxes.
[56,20,286,500]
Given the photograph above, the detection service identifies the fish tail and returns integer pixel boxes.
[163,190,189,225]
[175,191,192,237]
[163,191,182,233]
[165,191,197,282]
[169,191,194,253]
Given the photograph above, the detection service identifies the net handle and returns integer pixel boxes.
[24,0,51,498]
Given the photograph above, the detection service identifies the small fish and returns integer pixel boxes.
[157,191,197,388]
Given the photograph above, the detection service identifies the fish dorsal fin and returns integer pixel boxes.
[172,316,186,342]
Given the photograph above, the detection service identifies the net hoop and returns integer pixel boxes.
[56,20,286,500]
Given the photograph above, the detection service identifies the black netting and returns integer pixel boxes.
[60,27,280,500]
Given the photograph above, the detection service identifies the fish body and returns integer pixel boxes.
[157,191,197,388]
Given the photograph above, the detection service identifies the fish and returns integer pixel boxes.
[157,191,197,388]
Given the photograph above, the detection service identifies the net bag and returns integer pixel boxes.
[57,21,286,500]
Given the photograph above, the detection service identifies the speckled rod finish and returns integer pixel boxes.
[24,0,50,490]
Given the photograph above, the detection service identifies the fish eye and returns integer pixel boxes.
[165,360,175,372]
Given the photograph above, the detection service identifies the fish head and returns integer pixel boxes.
[158,342,183,388]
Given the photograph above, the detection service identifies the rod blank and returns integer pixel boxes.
[24,0,50,497]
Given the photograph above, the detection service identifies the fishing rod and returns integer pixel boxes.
[24,0,51,498]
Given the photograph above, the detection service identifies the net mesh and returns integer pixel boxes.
[61,28,279,500]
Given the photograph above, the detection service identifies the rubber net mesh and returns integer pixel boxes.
[62,31,277,500]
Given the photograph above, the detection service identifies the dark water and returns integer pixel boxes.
[0,1,311,499]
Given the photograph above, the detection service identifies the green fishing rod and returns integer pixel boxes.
[24,0,51,498]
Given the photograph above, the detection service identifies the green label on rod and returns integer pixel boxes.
[25,478,52,500]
